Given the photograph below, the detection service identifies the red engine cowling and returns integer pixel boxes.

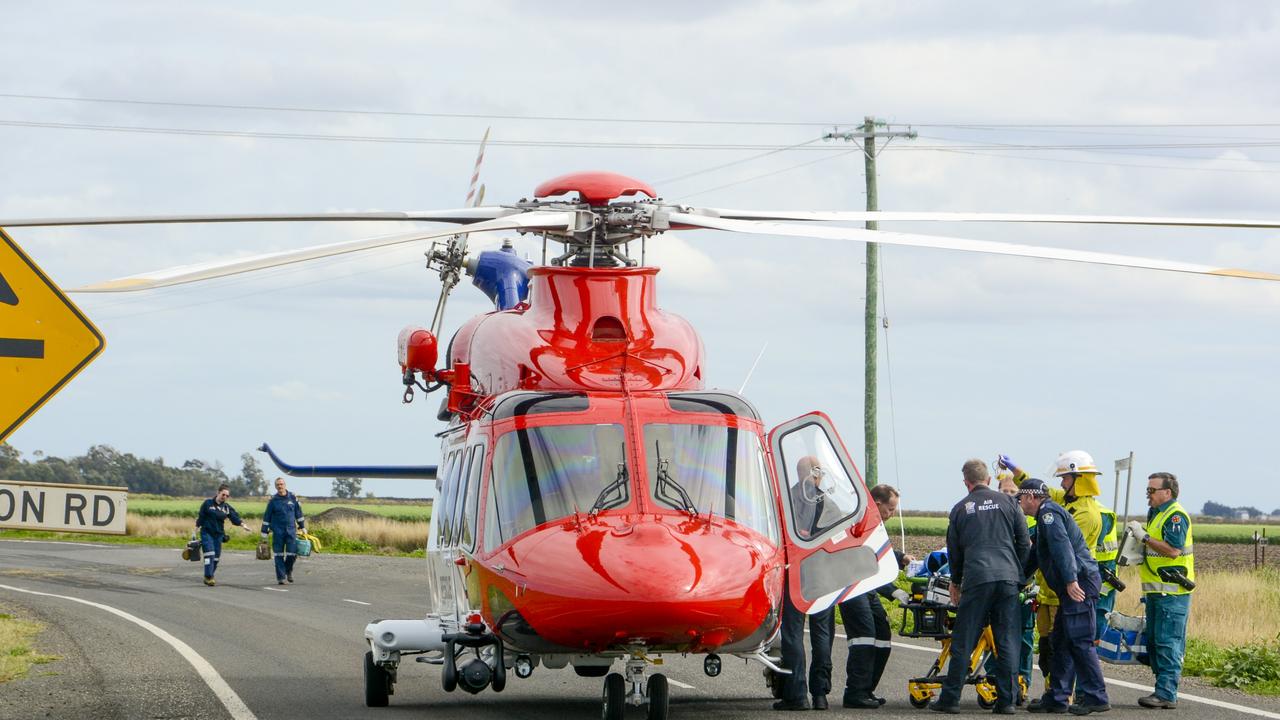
[397,326,438,378]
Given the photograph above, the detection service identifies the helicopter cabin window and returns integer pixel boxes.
[458,445,484,550]
[642,423,779,544]
[489,423,628,546]
[436,449,466,547]
[777,422,862,541]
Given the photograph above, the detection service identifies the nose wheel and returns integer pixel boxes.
[600,657,670,720]
[645,674,669,720]
[602,673,625,720]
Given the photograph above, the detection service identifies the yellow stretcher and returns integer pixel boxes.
[899,575,1028,710]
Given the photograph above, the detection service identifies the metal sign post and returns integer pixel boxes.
[1115,452,1135,523]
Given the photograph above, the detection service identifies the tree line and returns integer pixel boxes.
[0,443,268,497]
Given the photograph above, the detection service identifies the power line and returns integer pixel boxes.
[908,121,1280,128]
[0,118,849,150]
[0,92,848,128]
[933,147,1280,175]
[7,116,1280,154]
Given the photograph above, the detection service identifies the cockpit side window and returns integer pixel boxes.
[489,423,628,546]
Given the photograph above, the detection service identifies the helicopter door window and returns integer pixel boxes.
[450,447,475,547]
[642,423,779,544]
[459,445,484,550]
[777,424,861,542]
[437,449,465,547]
[490,423,628,546]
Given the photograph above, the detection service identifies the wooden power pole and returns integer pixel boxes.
[825,117,915,487]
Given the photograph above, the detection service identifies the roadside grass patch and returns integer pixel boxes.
[129,496,430,523]
[0,609,57,683]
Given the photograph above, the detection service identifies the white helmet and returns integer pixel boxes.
[1053,450,1101,477]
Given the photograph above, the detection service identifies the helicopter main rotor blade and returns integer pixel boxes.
[0,207,513,228]
[69,210,575,293]
[668,213,1280,282]
[697,208,1280,230]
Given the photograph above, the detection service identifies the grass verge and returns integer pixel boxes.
[0,610,57,684]
[1,512,428,556]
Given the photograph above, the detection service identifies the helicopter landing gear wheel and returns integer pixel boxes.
[646,673,669,720]
[363,651,391,707]
[602,672,625,720]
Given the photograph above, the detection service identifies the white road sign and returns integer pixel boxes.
[0,480,127,535]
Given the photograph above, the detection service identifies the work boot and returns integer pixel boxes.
[843,693,879,709]
[203,577,215,586]
[1027,698,1068,713]
[811,695,828,710]
[278,579,286,585]
[927,701,959,714]
[1070,704,1112,715]
[287,573,294,583]
[771,698,809,711]
[992,706,1016,715]
[871,693,886,706]
[1138,695,1176,709]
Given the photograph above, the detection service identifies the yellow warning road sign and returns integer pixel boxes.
[0,227,104,443]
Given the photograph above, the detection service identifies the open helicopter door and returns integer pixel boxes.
[769,412,899,614]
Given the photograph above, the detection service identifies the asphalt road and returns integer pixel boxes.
[3,539,1279,720]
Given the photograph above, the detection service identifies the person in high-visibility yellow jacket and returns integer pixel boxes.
[1001,451,1119,678]
[1127,471,1194,710]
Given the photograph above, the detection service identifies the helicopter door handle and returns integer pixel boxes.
[493,562,506,573]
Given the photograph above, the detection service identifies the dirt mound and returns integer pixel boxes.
[310,507,379,524]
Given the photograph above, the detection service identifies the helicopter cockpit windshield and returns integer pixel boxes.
[489,423,628,546]
[643,423,780,544]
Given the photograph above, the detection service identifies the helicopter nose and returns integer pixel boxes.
[512,517,781,651]
[592,521,703,595]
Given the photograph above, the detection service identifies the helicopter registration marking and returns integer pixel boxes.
[0,228,104,443]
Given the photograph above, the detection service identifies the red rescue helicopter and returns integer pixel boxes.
[6,139,1280,719]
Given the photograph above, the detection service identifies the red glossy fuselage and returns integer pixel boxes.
[444,266,785,655]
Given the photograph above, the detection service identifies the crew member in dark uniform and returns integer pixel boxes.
[775,456,836,711]
[931,459,1030,715]
[840,483,913,709]
[195,483,252,586]
[1018,478,1110,715]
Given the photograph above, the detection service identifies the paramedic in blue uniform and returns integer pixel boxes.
[775,456,836,711]
[840,483,913,709]
[261,476,307,585]
[1018,478,1110,715]
[195,483,252,586]
[931,459,1030,715]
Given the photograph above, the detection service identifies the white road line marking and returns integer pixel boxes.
[263,587,288,592]
[342,599,371,605]
[667,678,696,689]
[888,639,1280,718]
[0,539,105,548]
[0,583,257,720]
[1104,678,1280,719]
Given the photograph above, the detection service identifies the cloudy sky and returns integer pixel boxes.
[2,1,1278,515]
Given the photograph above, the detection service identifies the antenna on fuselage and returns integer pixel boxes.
[738,342,769,394]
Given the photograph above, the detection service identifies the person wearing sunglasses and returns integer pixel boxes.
[1126,472,1194,710]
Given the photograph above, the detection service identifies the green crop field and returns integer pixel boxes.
[885,514,1278,544]
[128,497,431,522]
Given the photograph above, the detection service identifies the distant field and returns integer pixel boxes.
[129,497,431,523]
[887,514,1279,544]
